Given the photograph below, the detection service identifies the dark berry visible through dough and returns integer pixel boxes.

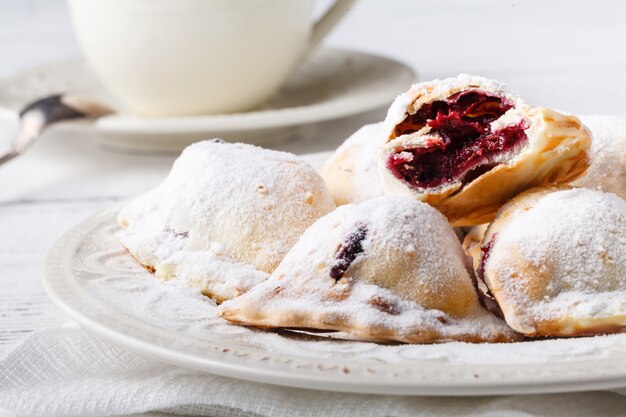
[330,223,368,280]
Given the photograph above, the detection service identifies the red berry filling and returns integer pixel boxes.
[386,91,529,189]
[330,223,368,280]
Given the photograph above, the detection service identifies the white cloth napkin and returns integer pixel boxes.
[1,324,625,417]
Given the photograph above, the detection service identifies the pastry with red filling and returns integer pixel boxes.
[218,196,519,344]
[379,74,592,226]
[470,186,626,337]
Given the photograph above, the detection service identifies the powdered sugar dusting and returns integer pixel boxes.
[573,115,626,200]
[220,196,517,343]
[117,140,335,301]
[487,188,626,329]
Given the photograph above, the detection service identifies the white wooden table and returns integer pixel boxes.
[1,0,625,408]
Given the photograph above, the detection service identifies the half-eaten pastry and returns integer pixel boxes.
[218,196,519,344]
[379,74,592,226]
[572,115,626,200]
[473,186,626,337]
[321,123,386,205]
[118,140,336,303]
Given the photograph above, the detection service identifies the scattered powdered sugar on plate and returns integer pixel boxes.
[75,213,626,366]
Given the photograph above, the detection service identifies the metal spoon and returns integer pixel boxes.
[0,94,114,165]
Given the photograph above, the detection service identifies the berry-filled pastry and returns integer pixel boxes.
[379,74,592,226]
[118,140,335,303]
[321,123,385,205]
[218,196,519,344]
[472,186,626,337]
[573,115,626,200]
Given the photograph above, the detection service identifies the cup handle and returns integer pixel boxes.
[308,0,358,52]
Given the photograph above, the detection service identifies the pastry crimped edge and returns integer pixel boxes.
[476,185,626,337]
[378,75,592,226]
[220,304,521,344]
[121,240,268,305]
[220,312,522,344]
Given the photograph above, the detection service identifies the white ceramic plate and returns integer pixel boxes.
[43,153,626,396]
[0,48,414,151]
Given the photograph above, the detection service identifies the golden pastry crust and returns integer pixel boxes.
[219,196,520,344]
[462,224,488,273]
[475,186,626,337]
[378,74,591,226]
[221,304,517,344]
[321,123,386,205]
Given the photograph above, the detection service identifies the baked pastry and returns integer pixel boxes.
[461,223,504,317]
[118,140,336,302]
[572,115,626,200]
[378,74,592,226]
[462,224,488,275]
[473,186,626,336]
[218,196,519,344]
[321,123,386,205]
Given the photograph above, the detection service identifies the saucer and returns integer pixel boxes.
[0,48,415,151]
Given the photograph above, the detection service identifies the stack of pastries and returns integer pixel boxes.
[119,75,626,344]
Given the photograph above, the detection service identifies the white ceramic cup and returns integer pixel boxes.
[68,0,356,117]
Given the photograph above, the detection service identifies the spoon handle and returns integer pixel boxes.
[0,94,114,166]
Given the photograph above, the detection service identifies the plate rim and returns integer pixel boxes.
[43,204,626,396]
